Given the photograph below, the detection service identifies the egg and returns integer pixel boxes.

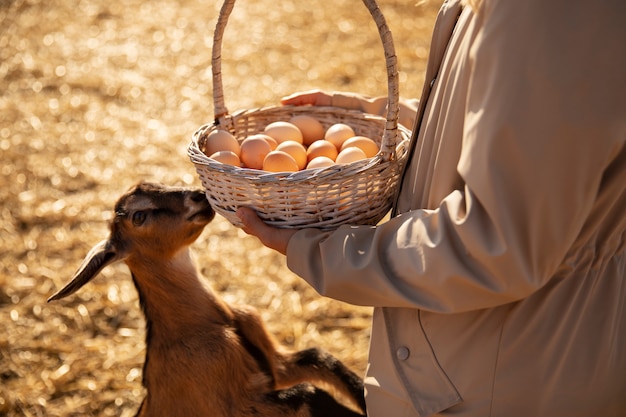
[276,140,307,170]
[335,146,367,164]
[263,150,299,172]
[263,134,278,150]
[209,150,240,167]
[306,140,338,162]
[264,121,304,144]
[340,136,379,158]
[306,156,335,169]
[240,135,272,169]
[203,129,240,157]
[325,123,356,150]
[289,115,325,146]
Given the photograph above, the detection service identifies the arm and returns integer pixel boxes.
[280,1,625,312]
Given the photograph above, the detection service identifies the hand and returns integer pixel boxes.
[280,89,332,107]
[236,207,298,256]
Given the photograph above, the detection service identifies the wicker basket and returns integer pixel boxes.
[188,0,411,230]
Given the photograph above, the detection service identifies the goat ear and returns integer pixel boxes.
[48,239,123,302]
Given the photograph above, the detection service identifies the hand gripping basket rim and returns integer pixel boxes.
[188,0,411,230]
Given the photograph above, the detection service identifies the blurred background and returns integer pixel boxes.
[0,0,439,415]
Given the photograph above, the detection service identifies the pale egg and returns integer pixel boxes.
[263,134,278,150]
[203,129,241,157]
[209,150,240,167]
[306,140,338,162]
[240,135,272,169]
[340,136,379,158]
[325,123,356,150]
[264,121,304,144]
[306,156,335,169]
[335,146,367,164]
[276,140,307,170]
[263,150,299,172]
[289,115,325,146]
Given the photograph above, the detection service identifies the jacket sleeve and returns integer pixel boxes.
[286,0,626,312]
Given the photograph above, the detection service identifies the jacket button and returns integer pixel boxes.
[396,346,410,361]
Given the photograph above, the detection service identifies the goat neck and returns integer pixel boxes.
[126,247,234,338]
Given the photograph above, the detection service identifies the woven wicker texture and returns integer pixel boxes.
[188,0,411,230]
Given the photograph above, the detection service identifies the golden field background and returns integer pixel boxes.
[0,0,438,415]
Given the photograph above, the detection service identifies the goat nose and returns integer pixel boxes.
[189,191,207,203]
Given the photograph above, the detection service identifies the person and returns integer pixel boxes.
[236,0,626,415]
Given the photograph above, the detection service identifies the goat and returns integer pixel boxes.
[48,182,366,417]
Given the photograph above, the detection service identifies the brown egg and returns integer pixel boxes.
[340,136,379,158]
[306,140,338,162]
[209,150,241,167]
[325,123,356,150]
[289,115,325,146]
[264,121,303,144]
[276,140,307,170]
[336,146,367,164]
[263,150,299,172]
[306,156,335,169]
[203,129,241,157]
[240,135,272,169]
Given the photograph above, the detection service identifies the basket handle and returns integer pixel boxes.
[211,0,401,162]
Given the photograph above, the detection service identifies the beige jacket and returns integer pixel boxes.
[287,0,626,416]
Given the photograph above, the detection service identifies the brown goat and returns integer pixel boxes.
[48,182,366,417]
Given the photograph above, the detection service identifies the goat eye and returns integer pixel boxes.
[132,211,147,226]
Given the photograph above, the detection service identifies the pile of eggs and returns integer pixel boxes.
[202,115,379,173]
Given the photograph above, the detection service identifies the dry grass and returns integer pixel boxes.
[0,0,438,415]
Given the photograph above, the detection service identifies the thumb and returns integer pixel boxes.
[236,207,267,236]
[236,207,297,255]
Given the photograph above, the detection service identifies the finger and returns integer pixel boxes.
[280,90,329,106]
[280,93,313,106]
